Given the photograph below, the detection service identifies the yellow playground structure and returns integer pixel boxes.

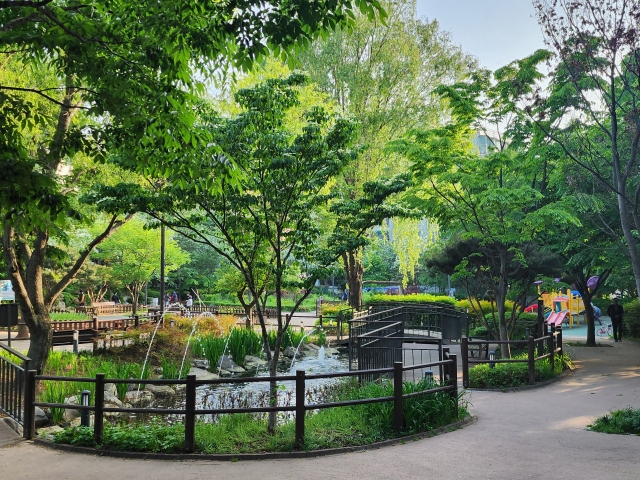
[540,291,585,328]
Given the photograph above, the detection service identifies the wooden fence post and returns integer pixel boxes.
[393,361,404,433]
[134,315,139,328]
[94,373,105,446]
[557,325,563,359]
[184,375,196,453]
[92,316,99,340]
[448,354,458,418]
[23,370,36,440]
[295,370,306,449]
[527,336,535,385]
[461,337,469,388]
[549,325,555,372]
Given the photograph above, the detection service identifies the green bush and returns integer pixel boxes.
[366,294,457,306]
[267,326,307,351]
[197,335,226,371]
[468,353,570,389]
[623,300,640,339]
[588,407,640,435]
[319,303,349,316]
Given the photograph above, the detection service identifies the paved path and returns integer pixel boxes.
[1,340,638,479]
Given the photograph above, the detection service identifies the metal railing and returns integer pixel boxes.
[23,352,458,449]
[0,342,31,426]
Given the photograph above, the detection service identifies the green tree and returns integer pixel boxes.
[1,0,385,372]
[93,75,404,432]
[93,218,188,315]
[519,0,640,296]
[390,68,576,354]
[299,0,476,307]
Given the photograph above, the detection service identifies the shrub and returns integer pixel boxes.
[467,352,569,389]
[266,326,307,351]
[320,303,348,316]
[623,300,640,339]
[588,408,640,435]
[366,294,457,306]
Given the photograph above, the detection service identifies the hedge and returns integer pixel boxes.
[365,294,457,305]
[624,300,640,338]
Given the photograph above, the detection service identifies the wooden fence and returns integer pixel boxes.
[461,325,563,387]
[23,353,458,450]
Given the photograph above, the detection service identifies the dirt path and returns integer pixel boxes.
[1,340,638,479]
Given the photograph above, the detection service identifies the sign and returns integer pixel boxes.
[0,280,15,301]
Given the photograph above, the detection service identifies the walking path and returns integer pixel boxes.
[1,338,638,479]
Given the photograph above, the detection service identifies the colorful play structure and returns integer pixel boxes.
[525,291,601,328]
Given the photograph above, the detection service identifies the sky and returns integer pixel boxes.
[416,0,547,69]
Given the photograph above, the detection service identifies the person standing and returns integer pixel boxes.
[186,294,193,309]
[607,297,624,342]
[111,292,120,304]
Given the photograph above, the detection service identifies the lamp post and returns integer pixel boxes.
[160,225,166,315]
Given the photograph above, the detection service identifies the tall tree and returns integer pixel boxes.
[1,0,386,372]
[299,0,476,307]
[525,0,640,295]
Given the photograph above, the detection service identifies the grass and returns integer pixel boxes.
[467,352,572,389]
[268,326,307,350]
[588,408,640,435]
[195,335,226,370]
[161,357,189,380]
[227,328,262,367]
[53,377,468,453]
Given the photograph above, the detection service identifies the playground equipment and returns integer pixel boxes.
[547,310,570,327]
[540,292,584,328]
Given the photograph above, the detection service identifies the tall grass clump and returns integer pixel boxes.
[227,328,262,366]
[161,356,190,379]
[198,335,226,371]
[268,326,307,350]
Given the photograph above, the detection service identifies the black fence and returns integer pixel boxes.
[23,353,458,450]
[0,342,31,426]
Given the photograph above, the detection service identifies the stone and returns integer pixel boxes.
[103,392,123,407]
[244,355,268,367]
[64,395,79,405]
[63,409,81,422]
[337,346,349,354]
[125,390,154,407]
[104,383,117,395]
[218,355,245,373]
[37,425,64,440]
[3,417,23,435]
[69,415,94,428]
[218,369,231,377]
[145,384,175,397]
[323,347,340,356]
[34,407,49,427]
[283,346,296,358]
[304,342,320,351]
[192,359,208,369]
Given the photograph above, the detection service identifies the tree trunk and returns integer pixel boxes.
[21,306,52,374]
[582,292,596,346]
[343,249,363,309]
[496,248,510,358]
[616,193,640,296]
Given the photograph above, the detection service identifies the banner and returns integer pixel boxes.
[0,280,15,301]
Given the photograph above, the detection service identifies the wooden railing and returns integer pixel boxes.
[461,325,563,387]
[23,352,459,448]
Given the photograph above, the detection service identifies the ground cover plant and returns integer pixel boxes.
[53,377,468,453]
[50,312,90,321]
[588,408,640,435]
[467,353,572,389]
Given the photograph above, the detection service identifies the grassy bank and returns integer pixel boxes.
[53,378,468,454]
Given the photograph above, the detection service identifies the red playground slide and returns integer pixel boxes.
[546,310,569,326]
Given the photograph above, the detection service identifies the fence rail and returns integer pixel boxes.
[0,343,31,427]
[24,352,458,451]
[461,325,563,387]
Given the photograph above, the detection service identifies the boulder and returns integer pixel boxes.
[34,407,49,427]
[218,369,231,377]
[103,392,123,407]
[244,355,268,367]
[283,346,296,358]
[104,383,117,395]
[323,347,340,356]
[37,425,64,440]
[217,355,245,373]
[304,343,320,351]
[125,390,155,407]
[64,395,79,405]
[3,417,23,435]
[192,359,208,369]
[69,415,94,428]
[64,408,81,423]
[145,384,175,397]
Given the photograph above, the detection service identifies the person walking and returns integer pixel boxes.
[607,297,624,342]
